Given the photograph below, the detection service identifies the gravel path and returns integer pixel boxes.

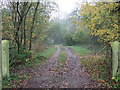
[22,46,99,88]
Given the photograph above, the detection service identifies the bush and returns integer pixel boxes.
[16,47,32,63]
[9,46,32,69]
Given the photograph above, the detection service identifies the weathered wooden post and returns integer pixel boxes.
[111,41,120,78]
[0,40,2,89]
[0,10,2,89]
[118,42,120,76]
[2,40,9,77]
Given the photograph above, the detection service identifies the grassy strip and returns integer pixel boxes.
[58,50,66,64]
[40,46,56,58]
[68,46,90,56]
[56,47,66,72]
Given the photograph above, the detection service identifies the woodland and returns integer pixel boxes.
[0,0,120,88]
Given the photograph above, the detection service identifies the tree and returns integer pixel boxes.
[79,2,120,43]
[2,0,58,65]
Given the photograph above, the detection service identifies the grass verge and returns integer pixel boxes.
[18,46,56,68]
[68,46,90,56]
[40,46,56,58]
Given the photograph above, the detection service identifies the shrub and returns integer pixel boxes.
[9,46,32,69]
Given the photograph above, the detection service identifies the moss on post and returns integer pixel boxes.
[2,40,9,77]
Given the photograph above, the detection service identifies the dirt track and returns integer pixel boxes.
[22,46,99,88]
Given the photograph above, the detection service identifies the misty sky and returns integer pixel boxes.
[51,0,100,19]
[51,0,84,19]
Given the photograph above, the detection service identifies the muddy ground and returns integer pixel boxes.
[19,46,101,88]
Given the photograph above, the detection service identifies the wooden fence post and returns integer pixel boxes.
[110,41,119,78]
[116,41,120,76]
[2,40,9,77]
[0,40,2,89]
[0,10,2,89]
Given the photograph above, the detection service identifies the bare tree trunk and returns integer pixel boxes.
[29,2,39,50]
[23,3,32,48]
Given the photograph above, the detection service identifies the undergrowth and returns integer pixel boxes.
[80,54,120,88]
[80,54,112,87]
[2,73,27,88]
[13,46,56,69]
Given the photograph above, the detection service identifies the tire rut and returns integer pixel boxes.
[21,46,99,88]
[61,47,96,88]
[26,46,61,88]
